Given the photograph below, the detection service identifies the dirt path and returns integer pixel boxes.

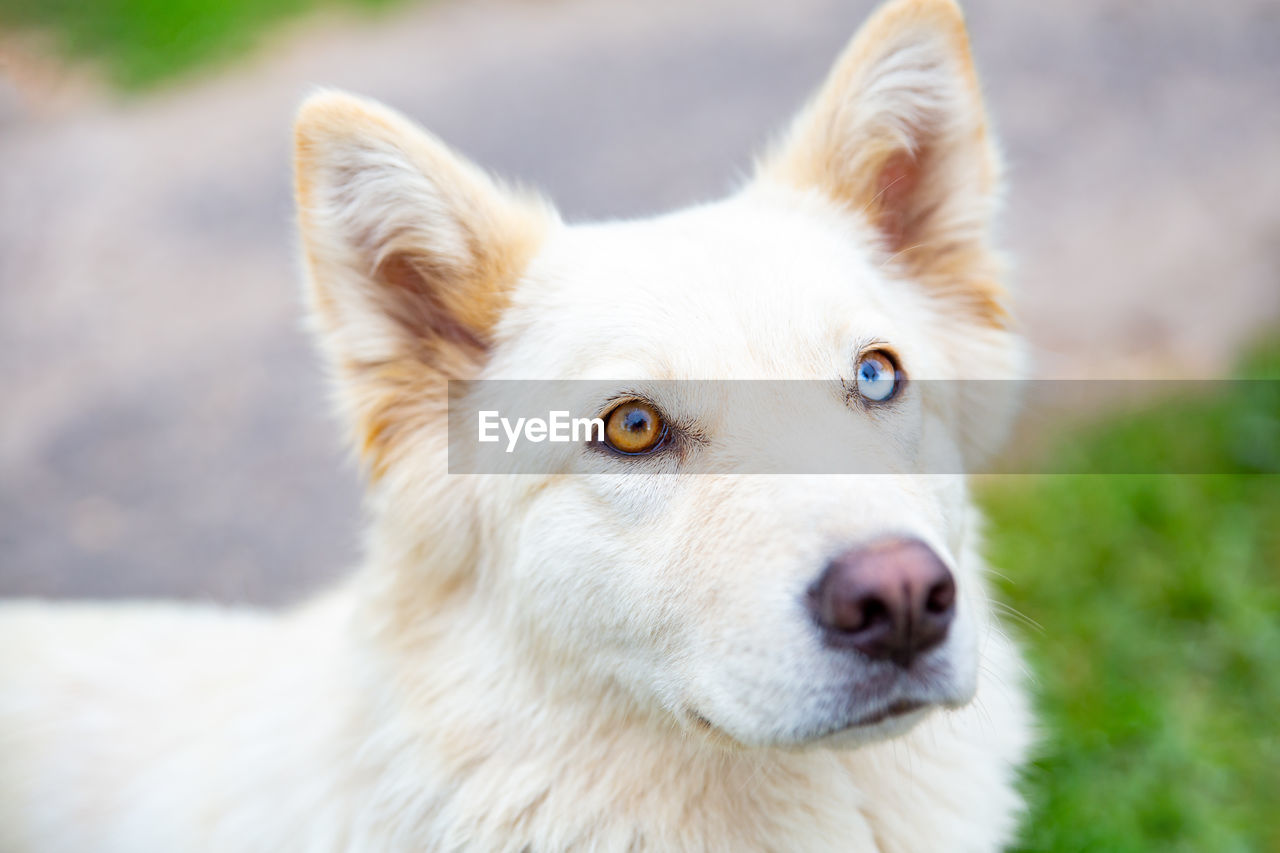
[2,0,1278,601]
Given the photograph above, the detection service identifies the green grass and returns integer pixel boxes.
[0,0,403,90]
[981,337,1280,851]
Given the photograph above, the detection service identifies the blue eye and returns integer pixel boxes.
[854,350,899,402]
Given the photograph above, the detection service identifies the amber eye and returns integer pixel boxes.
[603,400,667,455]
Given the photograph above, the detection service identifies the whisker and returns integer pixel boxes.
[992,601,1045,635]
[983,566,1015,584]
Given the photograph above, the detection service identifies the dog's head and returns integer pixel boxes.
[295,0,1021,749]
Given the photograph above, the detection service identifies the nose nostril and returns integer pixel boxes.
[925,577,955,615]
[852,596,889,634]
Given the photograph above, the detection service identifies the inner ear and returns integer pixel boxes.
[873,148,926,253]
[375,251,489,356]
[294,91,555,372]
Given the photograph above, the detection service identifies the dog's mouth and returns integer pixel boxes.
[790,693,942,744]
[688,696,936,747]
[848,697,926,728]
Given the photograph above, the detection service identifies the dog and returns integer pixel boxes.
[0,0,1032,849]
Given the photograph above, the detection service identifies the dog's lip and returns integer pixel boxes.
[849,698,927,727]
[794,696,935,742]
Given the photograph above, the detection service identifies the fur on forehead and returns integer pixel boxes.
[488,189,949,382]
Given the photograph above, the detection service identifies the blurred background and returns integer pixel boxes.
[0,0,1277,848]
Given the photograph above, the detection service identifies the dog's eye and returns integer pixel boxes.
[854,350,900,402]
[603,400,667,455]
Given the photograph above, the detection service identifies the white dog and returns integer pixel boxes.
[0,0,1032,849]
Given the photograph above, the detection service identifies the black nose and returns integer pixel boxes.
[808,538,956,667]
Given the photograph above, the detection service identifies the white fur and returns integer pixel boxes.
[0,1,1032,849]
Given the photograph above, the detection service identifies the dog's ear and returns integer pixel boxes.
[757,0,1007,326]
[294,92,554,475]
